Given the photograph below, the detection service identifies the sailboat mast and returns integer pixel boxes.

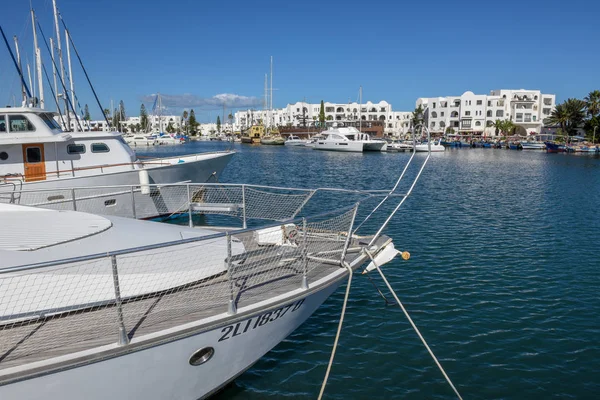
[264,73,268,129]
[270,56,273,112]
[52,0,70,128]
[13,36,27,105]
[50,38,60,114]
[65,29,77,131]
[158,93,162,133]
[359,86,362,133]
[31,9,45,109]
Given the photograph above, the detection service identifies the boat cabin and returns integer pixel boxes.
[0,107,136,183]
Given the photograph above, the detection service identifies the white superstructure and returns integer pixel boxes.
[417,89,556,136]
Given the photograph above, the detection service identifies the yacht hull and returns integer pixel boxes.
[0,279,342,400]
[0,152,234,218]
[313,141,364,152]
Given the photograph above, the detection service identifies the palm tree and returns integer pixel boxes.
[545,99,585,140]
[584,90,600,118]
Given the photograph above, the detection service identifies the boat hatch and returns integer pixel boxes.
[0,206,111,251]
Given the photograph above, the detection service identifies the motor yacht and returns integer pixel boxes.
[0,107,233,213]
[312,127,387,152]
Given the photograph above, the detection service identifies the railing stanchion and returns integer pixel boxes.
[242,185,247,229]
[226,233,237,315]
[187,184,193,228]
[71,188,77,211]
[110,255,130,345]
[130,186,137,219]
[302,217,309,289]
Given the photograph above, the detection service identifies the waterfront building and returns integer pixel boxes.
[234,101,413,137]
[416,89,556,136]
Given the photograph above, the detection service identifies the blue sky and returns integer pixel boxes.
[1,0,599,121]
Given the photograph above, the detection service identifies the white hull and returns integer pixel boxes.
[1,152,234,218]
[363,141,387,152]
[414,143,445,152]
[285,140,310,146]
[313,140,364,152]
[520,142,546,150]
[0,280,342,400]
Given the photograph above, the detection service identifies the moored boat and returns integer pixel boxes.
[0,107,233,214]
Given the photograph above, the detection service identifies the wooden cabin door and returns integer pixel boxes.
[21,143,46,182]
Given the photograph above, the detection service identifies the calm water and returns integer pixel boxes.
[140,143,600,399]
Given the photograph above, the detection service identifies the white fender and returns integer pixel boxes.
[139,169,150,195]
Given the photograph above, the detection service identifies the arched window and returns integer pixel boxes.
[379,115,386,121]
[487,110,492,117]
[336,107,344,112]
[440,121,446,128]
[431,111,437,118]
[475,121,481,127]
[451,111,459,118]
[430,121,436,128]
[370,107,377,112]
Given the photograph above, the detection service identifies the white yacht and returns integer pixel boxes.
[312,127,387,153]
[0,107,233,211]
[414,139,445,152]
[125,134,157,146]
[154,134,185,145]
[284,135,310,146]
[0,177,409,400]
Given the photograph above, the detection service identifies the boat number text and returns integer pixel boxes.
[218,299,305,342]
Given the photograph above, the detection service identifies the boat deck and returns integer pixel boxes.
[0,230,388,382]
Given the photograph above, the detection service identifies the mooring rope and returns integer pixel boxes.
[317,261,353,400]
[365,250,463,400]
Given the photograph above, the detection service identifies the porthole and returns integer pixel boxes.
[47,195,65,201]
[0,152,8,161]
[189,347,214,366]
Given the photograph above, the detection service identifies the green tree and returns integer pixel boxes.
[545,99,586,138]
[103,108,111,119]
[216,116,221,132]
[584,90,600,118]
[319,100,325,127]
[166,122,174,133]
[445,127,455,135]
[119,100,126,121]
[411,105,424,128]
[188,109,198,135]
[112,108,120,129]
[140,104,149,132]
[84,104,91,121]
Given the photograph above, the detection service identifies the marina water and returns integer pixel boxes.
[139,143,600,399]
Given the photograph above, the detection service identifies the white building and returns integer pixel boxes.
[416,89,556,136]
[234,101,413,137]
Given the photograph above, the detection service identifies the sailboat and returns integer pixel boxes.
[260,57,285,145]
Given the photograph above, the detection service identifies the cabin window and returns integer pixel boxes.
[26,147,42,163]
[9,115,36,132]
[38,113,62,131]
[0,116,5,132]
[91,143,110,153]
[67,144,86,154]
[0,151,8,160]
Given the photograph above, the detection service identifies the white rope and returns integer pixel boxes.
[365,251,463,400]
[317,261,353,400]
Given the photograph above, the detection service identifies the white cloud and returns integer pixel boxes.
[140,93,262,110]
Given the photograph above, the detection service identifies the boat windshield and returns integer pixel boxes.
[38,113,63,131]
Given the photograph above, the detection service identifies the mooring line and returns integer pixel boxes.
[317,261,353,400]
[365,250,463,400]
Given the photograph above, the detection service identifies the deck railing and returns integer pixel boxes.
[0,202,359,374]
